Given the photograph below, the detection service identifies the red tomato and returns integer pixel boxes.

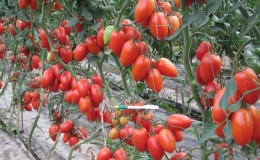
[76,79,90,97]
[231,108,253,146]
[158,1,172,14]
[41,68,55,88]
[114,148,128,160]
[96,147,113,160]
[132,55,150,82]
[200,53,222,83]
[55,26,66,44]
[248,106,260,141]
[108,30,126,56]
[215,121,226,138]
[61,20,71,35]
[121,19,132,33]
[167,114,192,131]
[64,90,73,103]
[49,124,60,141]
[25,104,32,111]
[87,108,99,122]
[23,91,32,104]
[86,36,100,55]
[156,58,178,77]
[69,136,78,147]
[234,68,260,104]
[159,129,176,153]
[145,69,163,93]
[75,23,84,33]
[149,124,165,134]
[89,84,103,103]
[195,65,207,85]
[63,133,71,143]
[136,112,153,131]
[120,41,140,66]
[196,41,213,61]
[78,96,92,113]
[52,64,63,81]
[31,100,40,110]
[168,15,180,35]
[91,74,104,88]
[0,81,2,89]
[170,152,186,160]
[18,0,29,9]
[71,89,81,104]
[147,135,164,160]
[31,55,40,69]
[173,131,183,142]
[9,24,16,36]
[0,23,6,34]
[201,81,221,107]
[149,12,169,39]
[214,143,234,160]
[59,47,73,64]
[137,41,147,54]
[54,1,62,10]
[97,28,105,48]
[60,120,74,133]
[133,127,149,152]
[60,71,72,86]
[39,28,51,47]
[212,88,230,122]
[29,0,38,10]
[124,27,142,41]
[119,126,134,146]
[134,0,155,23]
[78,126,88,139]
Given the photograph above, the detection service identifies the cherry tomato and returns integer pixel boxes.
[87,108,99,122]
[59,47,73,64]
[55,26,66,44]
[78,126,88,139]
[108,30,126,56]
[215,121,226,138]
[69,136,78,148]
[120,41,140,66]
[119,126,134,146]
[124,27,142,41]
[135,0,155,23]
[78,96,92,113]
[133,127,149,152]
[89,84,103,103]
[168,15,180,35]
[159,129,176,153]
[147,135,165,160]
[96,147,113,160]
[60,71,72,86]
[170,152,186,160]
[201,81,221,107]
[109,127,120,140]
[63,133,71,143]
[214,143,234,160]
[61,20,71,35]
[156,58,178,77]
[29,0,38,10]
[231,108,253,146]
[196,41,213,61]
[18,0,29,9]
[173,131,183,142]
[158,1,172,14]
[136,112,153,131]
[9,24,16,36]
[132,55,150,82]
[248,106,260,141]
[76,79,89,97]
[97,28,105,48]
[149,12,168,39]
[41,68,55,88]
[60,120,74,133]
[91,74,104,88]
[149,124,165,134]
[49,124,60,141]
[212,88,230,122]
[71,89,81,104]
[114,148,129,160]
[145,69,163,93]
[86,36,100,55]
[167,114,192,131]
[31,55,40,69]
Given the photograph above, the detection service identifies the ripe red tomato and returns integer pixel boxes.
[29,0,38,10]
[52,64,63,81]
[145,69,163,93]
[114,148,128,160]
[137,41,147,54]
[195,64,207,86]
[39,28,51,48]
[231,108,253,146]
[55,26,66,44]
[149,12,169,39]
[159,129,176,153]
[168,15,181,35]
[23,91,32,104]
[97,28,105,48]
[86,36,100,55]
[71,89,81,104]
[200,53,222,83]
[59,47,73,64]
[76,79,89,97]
[63,133,71,143]
[212,88,230,122]
[31,55,41,69]
[60,120,74,133]
[120,41,140,66]
[61,20,71,35]
[119,126,134,146]
[64,90,73,103]
[196,41,213,61]
[78,126,88,139]
[121,19,132,33]
[9,24,16,36]
[0,23,6,34]
[248,106,260,141]
[136,112,153,131]
[149,124,165,134]
[133,127,149,152]
[96,147,113,160]
[124,27,142,41]
[234,68,260,104]
[173,131,183,142]
[18,0,29,9]
[41,68,55,88]
[156,58,178,77]
[108,30,126,56]
[54,1,62,10]
[87,108,99,122]
[167,114,192,131]
[89,84,103,103]
[147,135,165,160]
[170,152,186,160]
[69,136,78,147]
[201,81,221,107]
[91,74,104,88]
[132,55,150,82]
[31,100,40,110]
[60,71,72,86]
[49,124,60,141]
[135,0,155,23]
[215,121,225,138]
[214,143,234,160]
[158,1,172,14]
[78,96,92,113]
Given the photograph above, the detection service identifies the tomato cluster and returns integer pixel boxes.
[97,147,129,160]
[134,0,181,40]
[21,90,47,111]
[18,0,62,11]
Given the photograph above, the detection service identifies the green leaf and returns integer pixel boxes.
[223,120,232,140]
[224,0,247,13]
[200,122,217,143]
[81,8,93,21]
[205,0,223,15]
[242,13,260,36]
[219,78,237,111]
[243,49,260,75]
[25,40,34,51]
[67,17,79,27]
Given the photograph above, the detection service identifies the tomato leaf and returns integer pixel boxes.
[224,0,247,13]
[241,12,260,36]
[205,0,223,15]
[81,8,93,21]
[223,120,232,140]
[200,122,217,143]
[67,17,79,27]
[219,78,237,111]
